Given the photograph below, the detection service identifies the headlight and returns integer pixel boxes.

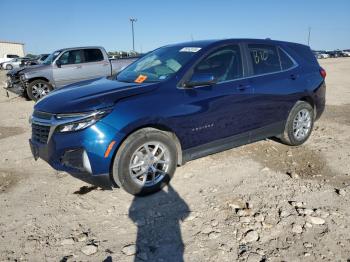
[56,109,112,132]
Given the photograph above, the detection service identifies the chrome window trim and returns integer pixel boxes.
[177,45,299,89]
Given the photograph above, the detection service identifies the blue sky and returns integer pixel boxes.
[1,0,349,54]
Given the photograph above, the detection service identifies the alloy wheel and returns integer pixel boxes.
[293,109,312,141]
[32,83,50,99]
[129,142,170,187]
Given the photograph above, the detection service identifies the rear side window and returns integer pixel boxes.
[278,48,295,70]
[7,54,19,58]
[194,45,243,82]
[248,44,281,75]
[84,49,104,62]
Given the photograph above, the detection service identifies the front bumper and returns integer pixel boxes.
[5,74,25,91]
[29,119,124,186]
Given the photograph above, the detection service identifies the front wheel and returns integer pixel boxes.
[6,64,13,70]
[279,101,314,146]
[26,80,53,101]
[112,128,178,196]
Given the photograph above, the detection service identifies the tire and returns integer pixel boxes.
[112,128,178,196]
[6,64,13,70]
[279,101,314,146]
[26,80,53,101]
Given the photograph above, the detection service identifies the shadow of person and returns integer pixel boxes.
[129,184,189,262]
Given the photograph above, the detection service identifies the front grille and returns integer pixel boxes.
[32,123,50,143]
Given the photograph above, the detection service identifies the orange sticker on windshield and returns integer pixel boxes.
[134,75,148,83]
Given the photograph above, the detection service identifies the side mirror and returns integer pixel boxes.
[55,60,62,68]
[184,73,216,88]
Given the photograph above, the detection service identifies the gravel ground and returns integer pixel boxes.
[0,58,349,262]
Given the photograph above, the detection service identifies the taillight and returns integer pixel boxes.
[320,67,326,79]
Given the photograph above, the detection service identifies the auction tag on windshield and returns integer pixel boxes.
[134,74,148,83]
[180,47,201,52]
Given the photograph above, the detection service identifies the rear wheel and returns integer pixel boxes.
[27,80,53,101]
[6,64,13,70]
[112,128,178,196]
[279,101,314,146]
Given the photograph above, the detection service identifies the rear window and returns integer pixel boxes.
[84,49,104,62]
[248,44,281,75]
[278,48,295,70]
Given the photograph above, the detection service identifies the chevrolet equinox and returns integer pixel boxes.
[29,39,326,195]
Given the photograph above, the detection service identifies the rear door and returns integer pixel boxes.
[244,43,302,135]
[81,48,111,79]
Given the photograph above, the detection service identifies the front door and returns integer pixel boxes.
[176,44,256,149]
[53,49,84,87]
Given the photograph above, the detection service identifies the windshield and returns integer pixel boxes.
[117,46,201,83]
[43,51,62,65]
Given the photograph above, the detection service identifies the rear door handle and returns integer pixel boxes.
[237,84,251,91]
[75,65,82,69]
[290,74,299,80]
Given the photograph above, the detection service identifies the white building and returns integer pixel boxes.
[0,40,25,58]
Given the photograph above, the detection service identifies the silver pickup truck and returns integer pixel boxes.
[7,46,137,101]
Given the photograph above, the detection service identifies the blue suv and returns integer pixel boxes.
[30,39,326,195]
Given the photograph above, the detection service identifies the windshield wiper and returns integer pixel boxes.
[116,79,134,83]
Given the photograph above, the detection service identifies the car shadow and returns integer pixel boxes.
[129,184,189,262]
[68,172,114,190]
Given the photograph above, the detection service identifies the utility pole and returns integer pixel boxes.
[307,27,311,46]
[129,18,137,52]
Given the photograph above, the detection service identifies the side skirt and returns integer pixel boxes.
[182,121,284,163]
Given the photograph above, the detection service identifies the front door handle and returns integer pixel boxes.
[75,65,82,69]
[237,84,251,91]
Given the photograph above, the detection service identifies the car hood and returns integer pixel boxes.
[7,67,25,76]
[21,64,50,74]
[34,77,158,114]
[7,64,50,76]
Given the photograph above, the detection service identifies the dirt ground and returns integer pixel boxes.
[0,58,349,262]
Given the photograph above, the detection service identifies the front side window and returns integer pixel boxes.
[193,45,243,82]
[58,50,82,65]
[84,49,104,62]
[117,46,199,83]
[248,44,281,75]
[7,54,19,58]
